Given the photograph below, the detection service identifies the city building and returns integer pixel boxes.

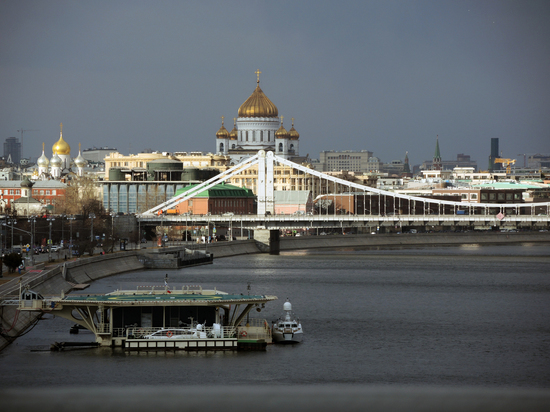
[172,182,255,215]
[420,153,477,171]
[315,150,374,173]
[0,180,67,213]
[3,137,21,165]
[82,147,118,164]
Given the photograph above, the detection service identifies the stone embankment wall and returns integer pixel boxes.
[278,231,550,251]
[0,252,145,351]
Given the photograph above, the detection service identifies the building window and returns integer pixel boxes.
[9,190,13,195]
[16,190,20,195]
[46,190,50,195]
[40,190,44,195]
[498,193,505,201]
[52,190,56,195]
[471,194,478,200]
[481,193,488,200]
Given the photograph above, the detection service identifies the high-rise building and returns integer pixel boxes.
[488,137,501,172]
[3,137,21,165]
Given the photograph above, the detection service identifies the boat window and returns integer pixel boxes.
[292,324,297,327]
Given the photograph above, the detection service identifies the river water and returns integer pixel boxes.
[1,243,549,388]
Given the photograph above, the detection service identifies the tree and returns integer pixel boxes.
[3,253,23,273]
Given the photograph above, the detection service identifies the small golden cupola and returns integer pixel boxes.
[229,118,238,140]
[275,116,289,139]
[52,122,71,155]
[216,116,229,139]
[237,70,278,118]
[288,117,300,140]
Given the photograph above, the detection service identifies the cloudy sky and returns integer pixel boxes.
[1,0,549,169]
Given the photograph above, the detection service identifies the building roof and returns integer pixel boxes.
[0,180,67,189]
[472,182,546,190]
[175,182,255,198]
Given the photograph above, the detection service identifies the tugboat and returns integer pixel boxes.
[272,300,303,343]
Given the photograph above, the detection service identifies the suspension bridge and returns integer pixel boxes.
[137,150,550,234]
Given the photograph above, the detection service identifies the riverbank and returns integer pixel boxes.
[1,233,548,351]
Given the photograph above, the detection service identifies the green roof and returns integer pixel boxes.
[175,182,255,198]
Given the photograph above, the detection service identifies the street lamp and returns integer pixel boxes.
[110,212,115,252]
[89,213,96,254]
[28,216,36,266]
[8,218,17,250]
[46,217,55,261]
[68,215,75,256]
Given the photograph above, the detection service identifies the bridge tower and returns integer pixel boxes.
[257,150,275,216]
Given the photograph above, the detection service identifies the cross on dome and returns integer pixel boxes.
[255,69,261,84]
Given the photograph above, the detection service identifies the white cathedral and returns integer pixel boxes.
[35,123,87,180]
[215,71,300,164]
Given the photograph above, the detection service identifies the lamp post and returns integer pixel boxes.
[28,216,36,266]
[8,218,17,250]
[68,215,75,254]
[110,212,115,252]
[46,217,55,261]
[89,213,95,254]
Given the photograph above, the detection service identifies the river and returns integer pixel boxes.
[1,243,549,388]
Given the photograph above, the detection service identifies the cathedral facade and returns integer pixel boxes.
[215,71,300,163]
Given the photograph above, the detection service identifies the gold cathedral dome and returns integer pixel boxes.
[237,70,278,118]
[229,118,238,140]
[275,116,289,139]
[288,118,300,140]
[52,123,71,155]
[216,116,229,139]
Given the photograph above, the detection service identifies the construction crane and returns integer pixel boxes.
[494,158,516,174]
[17,128,39,159]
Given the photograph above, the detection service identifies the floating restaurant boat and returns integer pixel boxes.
[272,300,303,343]
[19,283,277,351]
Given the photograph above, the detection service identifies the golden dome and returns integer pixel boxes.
[275,116,289,139]
[52,123,71,155]
[237,71,278,118]
[288,117,300,140]
[216,116,229,139]
[229,117,238,140]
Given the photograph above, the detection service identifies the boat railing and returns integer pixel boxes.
[125,325,237,340]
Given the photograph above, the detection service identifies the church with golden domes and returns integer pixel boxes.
[216,71,300,163]
[35,123,87,180]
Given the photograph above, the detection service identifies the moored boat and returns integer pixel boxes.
[18,282,277,351]
[272,300,303,343]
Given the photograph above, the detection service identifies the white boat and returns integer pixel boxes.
[272,301,303,343]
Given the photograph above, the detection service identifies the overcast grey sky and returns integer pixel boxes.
[1,0,549,169]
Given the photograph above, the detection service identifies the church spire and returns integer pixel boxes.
[433,135,442,171]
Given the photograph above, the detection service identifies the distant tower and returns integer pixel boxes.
[3,137,21,165]
[488,137,500,172]
[402,151,411,176]
[433,136,442,171]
